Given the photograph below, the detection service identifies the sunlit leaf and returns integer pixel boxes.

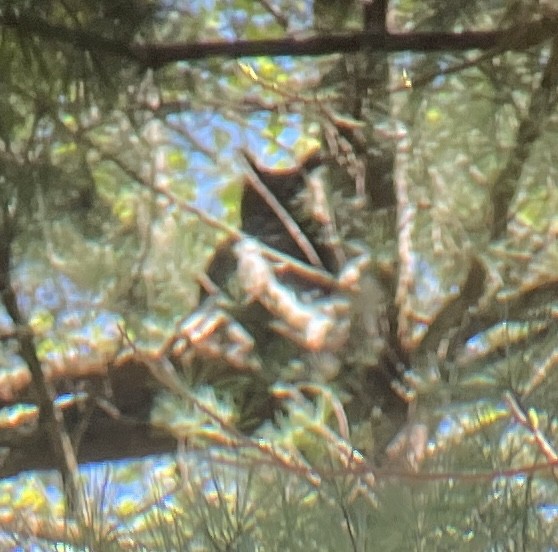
[165,148,188,172]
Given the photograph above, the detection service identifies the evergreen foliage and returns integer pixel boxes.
[0,0,557,549]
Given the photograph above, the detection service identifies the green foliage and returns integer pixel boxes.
[1,0,558,550]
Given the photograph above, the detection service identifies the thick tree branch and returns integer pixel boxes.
[1,9,556,66]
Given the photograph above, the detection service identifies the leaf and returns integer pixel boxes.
[214,127,231,150]
[218,178,242,221]
[166,148,189,172]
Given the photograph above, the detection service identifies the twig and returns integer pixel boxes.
[242,151,324,268]
[258,0,289,30]
[504,391,558,465]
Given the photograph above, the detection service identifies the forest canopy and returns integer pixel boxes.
[1,0,558,549]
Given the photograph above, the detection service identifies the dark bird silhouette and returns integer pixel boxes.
[205,149,337,294]
[240,149,326,264]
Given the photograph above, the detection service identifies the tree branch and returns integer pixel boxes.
[491,35,558,238]
[0,201,79,505]
[1,9,556,66]
[129,21,558,65]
